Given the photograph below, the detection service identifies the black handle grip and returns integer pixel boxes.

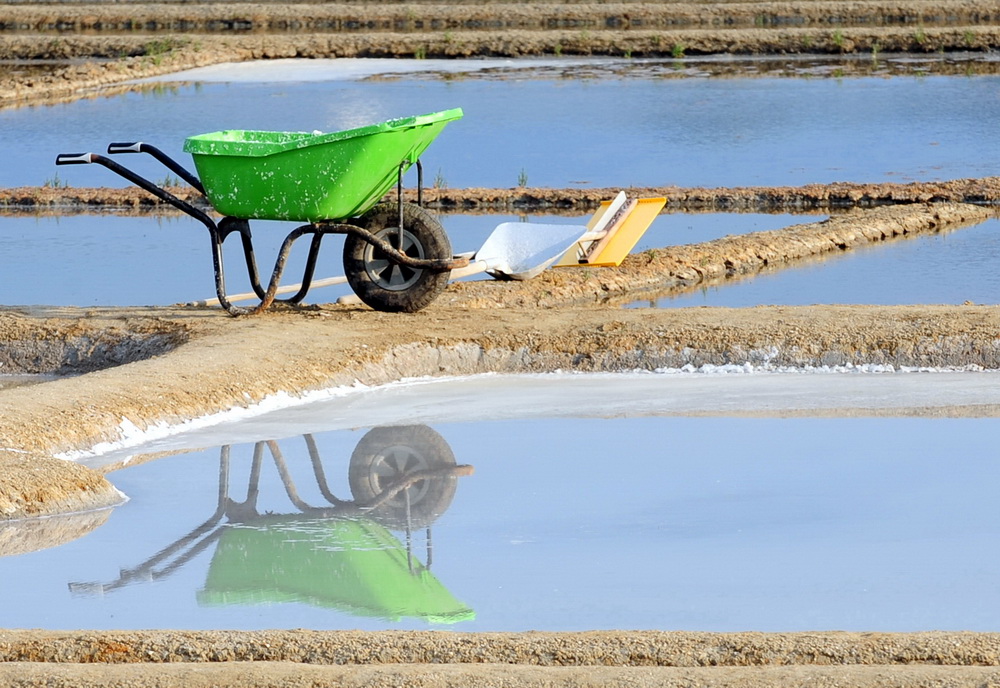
[107,142,143,154]
[55,153,94,165]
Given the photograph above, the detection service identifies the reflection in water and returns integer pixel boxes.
[0,509,111,557]
[69,426,475,624]
[1,415,998,631]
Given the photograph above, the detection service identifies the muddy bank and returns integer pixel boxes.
[4,179,1000,214]
[3,302,999,462]
[1,630,1000,687]
[0,309,189,374]
[3,662,1000,688]
[0,505,111,554]
[4,1,998,34]
[0,450,122,520]
[0,38,229,108]
[2,26,997,62]
[4,629,1000,665]
[424,179,1000,211]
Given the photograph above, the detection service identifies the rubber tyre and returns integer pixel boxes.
[348,425,459,530]
[343,202,452,313]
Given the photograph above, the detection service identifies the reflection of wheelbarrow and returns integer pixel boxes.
[55,109,665,315]
[56,110,469,315]
[70,426,475,624]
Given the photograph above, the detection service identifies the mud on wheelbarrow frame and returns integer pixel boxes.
[55,109,470,316]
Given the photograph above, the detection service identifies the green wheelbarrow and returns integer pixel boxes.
[55,109,468,315]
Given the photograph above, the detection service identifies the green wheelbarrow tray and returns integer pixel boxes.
[197,515,475,624]
[183,108,464,222]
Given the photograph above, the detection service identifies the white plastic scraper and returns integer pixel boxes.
[451,222,590,281]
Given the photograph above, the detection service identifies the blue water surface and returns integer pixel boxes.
[1,414,998,632]
[3,66,998,189]
[631,217,1000,308]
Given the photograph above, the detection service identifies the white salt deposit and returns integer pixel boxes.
[67,367,1000,470]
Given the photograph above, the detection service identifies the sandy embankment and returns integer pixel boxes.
[2,630,1000,686]
[6,176,1000,213]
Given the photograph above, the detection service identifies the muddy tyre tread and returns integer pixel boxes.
[343,202,451,313]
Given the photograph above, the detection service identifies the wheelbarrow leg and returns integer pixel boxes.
[210,221,319,316]
[305,434,349,507]
[266,440,320,513]
[217,218,268,302]
[209,228,279,316]
[281,232,326,305]
[208,225,251,316]
[217,218,322,306]
[396,160,424,251]
[214,217,320,307]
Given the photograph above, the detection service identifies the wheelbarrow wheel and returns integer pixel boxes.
[348,425,459,530]
[343,202,452,313]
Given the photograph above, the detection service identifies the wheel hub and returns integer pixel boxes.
[363,227,426,291]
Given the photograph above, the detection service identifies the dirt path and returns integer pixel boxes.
[4,660,1000,688]
[5,1,997,34]
[1,630,1000,687]
[6,178,1000,213]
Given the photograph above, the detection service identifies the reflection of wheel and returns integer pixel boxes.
[343,202,451,313]
[349,425,458,529]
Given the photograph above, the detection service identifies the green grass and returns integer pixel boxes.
[42,174,68,189]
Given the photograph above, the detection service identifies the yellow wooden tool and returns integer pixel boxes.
[554,194,666,268]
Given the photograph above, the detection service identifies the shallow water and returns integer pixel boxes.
[4,211,994,309]
[3,403,999,632]
[69,370,1000,466]
[628,216,1000,308]
[0,211,806,307]
[5,59,1000,190]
